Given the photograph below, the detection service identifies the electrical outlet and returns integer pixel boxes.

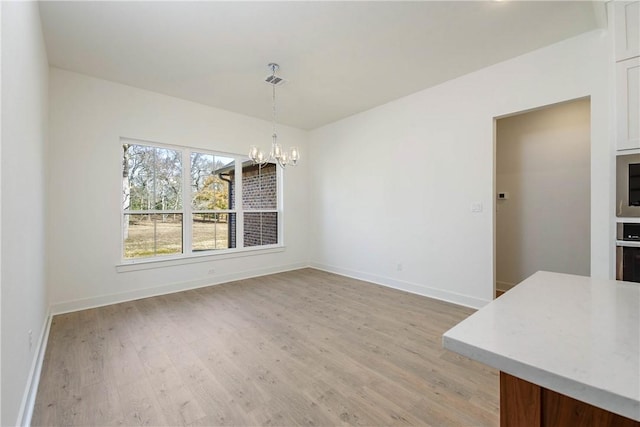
[28,330,33,350]
[396,263,403,271]
[208,268,216,275]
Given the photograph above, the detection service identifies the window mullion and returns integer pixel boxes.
[235,156,244,249]
[183,149,192,255]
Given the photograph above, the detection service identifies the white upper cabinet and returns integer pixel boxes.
[615,1,640,151]
[615,1,640,62]
[617,58,640,151]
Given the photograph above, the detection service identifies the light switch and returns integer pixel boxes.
[471,202,483,213]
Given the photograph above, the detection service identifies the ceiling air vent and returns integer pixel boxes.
[265,74,286,86]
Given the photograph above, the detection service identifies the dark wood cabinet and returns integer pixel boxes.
[500,372,640,427]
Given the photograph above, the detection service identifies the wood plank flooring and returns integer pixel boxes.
[32,268,499,426]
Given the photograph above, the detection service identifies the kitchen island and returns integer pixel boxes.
[443,271,639,426]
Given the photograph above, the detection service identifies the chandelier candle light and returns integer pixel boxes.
[249,63,300,168]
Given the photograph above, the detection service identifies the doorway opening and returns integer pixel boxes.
[494,98,591,298]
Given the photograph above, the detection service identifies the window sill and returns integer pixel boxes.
[116,245,285,273]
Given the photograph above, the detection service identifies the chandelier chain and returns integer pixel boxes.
[272,77,277,139]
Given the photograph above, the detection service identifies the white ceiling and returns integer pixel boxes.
[39,1,602,130]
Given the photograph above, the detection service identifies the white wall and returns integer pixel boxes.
[47,68,309,312]
[309,30,612,308]
[1,2,49,425]
[496,99,591,289]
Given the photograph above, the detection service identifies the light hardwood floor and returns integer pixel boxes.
[32,268,499,426]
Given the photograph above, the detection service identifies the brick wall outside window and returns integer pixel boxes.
[227,163,277,247]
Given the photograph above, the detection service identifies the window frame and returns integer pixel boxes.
[119,138,284,267]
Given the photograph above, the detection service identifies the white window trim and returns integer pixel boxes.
[116,245,285,273]
[120,137,284,267]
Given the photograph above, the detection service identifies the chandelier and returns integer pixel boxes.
[249,63,299,168]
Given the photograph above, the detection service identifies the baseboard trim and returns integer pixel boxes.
[309,263,490,309]
[51,262,308,315]
[16,308,52,427]
[496,280,516,292]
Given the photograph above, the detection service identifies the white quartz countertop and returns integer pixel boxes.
[443,271,640,421]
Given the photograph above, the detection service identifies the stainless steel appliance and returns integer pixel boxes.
[616,154,640,217]
[616,222,640,282]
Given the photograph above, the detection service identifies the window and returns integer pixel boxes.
[122,144,183,258]
[122,139,280,261]
[191,152,236,252]
[242,163,278,246]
